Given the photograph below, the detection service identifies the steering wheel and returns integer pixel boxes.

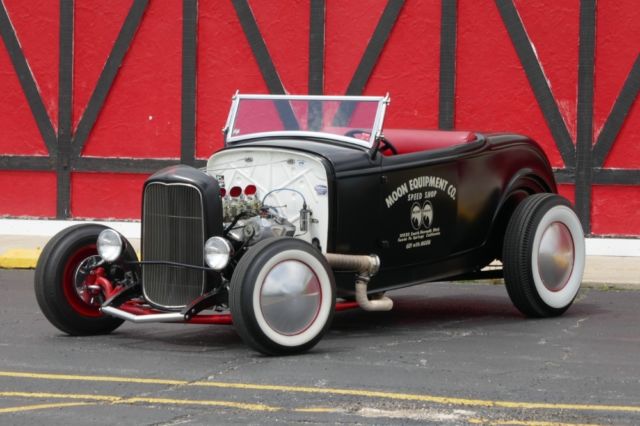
[377,136,398,155]
[344,130,398,155]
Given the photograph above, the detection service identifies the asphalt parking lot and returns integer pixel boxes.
[1,269,639,425]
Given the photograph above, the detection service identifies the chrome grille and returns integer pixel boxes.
[142,182,205,308]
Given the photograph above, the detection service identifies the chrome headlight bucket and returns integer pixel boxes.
[97,228,124,263]
[204,236,234,270]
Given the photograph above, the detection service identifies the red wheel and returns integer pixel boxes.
[61,245,102,317]
[35,224,129,335]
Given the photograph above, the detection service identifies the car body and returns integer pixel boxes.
[35,94,585,355]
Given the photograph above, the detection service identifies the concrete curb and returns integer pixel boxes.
[1,244,637,290]
[2,218,640,255]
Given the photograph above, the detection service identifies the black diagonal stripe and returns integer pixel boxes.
[308,0,325,130]
[333,0,405,126]
[343,0,404,96]
[0,1,57,157]
[592,55,640,167]
[181,0,197,165]
[439,0,457,130]
[71,0,149,157]
[495,0,575,168]
[574,0,596,234]
[231,0,298,130]
[57,0,74,218]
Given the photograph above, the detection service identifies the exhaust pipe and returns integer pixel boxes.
[325,253,393,311]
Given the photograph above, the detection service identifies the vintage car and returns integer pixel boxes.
[35,94,585,355]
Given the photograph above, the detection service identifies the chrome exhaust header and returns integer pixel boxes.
[325,253,393,312]
[101,306,185,323]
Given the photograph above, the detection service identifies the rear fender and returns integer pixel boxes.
[488,170,555,259]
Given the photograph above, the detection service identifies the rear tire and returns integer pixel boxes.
[502,194,585,317]
[35,224,129,335]
[230,238,335,355]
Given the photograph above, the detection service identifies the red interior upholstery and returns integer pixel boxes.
[383,129,477,155]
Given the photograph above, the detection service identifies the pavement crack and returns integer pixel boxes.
[148,414,193,426]
[562,317,589,334]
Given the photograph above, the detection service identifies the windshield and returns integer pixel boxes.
[224,94,389,147]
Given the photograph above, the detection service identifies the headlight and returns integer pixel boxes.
[97,229,123,262]
[204,236,234,270]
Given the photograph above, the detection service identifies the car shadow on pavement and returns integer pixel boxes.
[51,286,602,356]
[330,290,601,334]
[81,323,247,352]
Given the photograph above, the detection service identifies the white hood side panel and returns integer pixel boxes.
[207,148,330,252]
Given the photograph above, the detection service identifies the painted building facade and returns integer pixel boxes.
[0,0,639,236]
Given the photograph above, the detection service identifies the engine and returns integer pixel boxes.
[220,185,307,247]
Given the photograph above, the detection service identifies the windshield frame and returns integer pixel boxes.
[223,93,390,149]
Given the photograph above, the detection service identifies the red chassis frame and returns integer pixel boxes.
[92,268,359,326]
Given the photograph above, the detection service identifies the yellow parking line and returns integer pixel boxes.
[0,391,118,402]
[469,419,601,426]
[0,391,279,412]
[115,396,279,412]
[0,370,638,414]
[189,381,638,414]
[0,391,604,424]
[0,371,185,386]
[0,402,94,414]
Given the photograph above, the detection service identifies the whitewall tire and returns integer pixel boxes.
[230,238,335,355]
[503,194,585,317]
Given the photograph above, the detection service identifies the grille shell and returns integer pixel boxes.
[142,182,206,309]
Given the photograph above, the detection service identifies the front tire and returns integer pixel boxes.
[503,194,585,317]
[35,224,128,335]
[230,238,336,355]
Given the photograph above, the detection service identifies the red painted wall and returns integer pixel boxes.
[1,1,639,236]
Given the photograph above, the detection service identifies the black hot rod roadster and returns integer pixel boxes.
[35,94,585,355]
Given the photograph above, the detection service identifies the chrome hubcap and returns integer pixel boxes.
[74,255,103,306]
[538,222,575,291]
[260,260,322,336]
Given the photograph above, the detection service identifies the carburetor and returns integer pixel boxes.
[221,185,261,222]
